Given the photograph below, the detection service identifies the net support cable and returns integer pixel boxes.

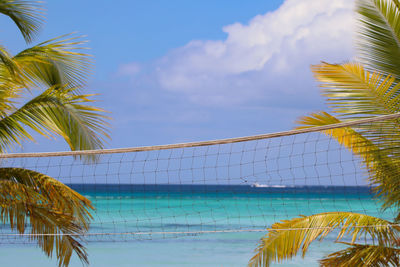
[1,113,399,158]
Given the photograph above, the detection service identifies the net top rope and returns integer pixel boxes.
[2,113,400,158]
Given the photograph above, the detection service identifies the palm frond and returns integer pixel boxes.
[248,212,399,267]
[0,0,43,43]
[311,61,400,166]
[320,242,400,267]
[0,35,91,112]
[312,62,400,117]
[356,0,400,78]
[13,34,92,89]
[0,167,93,226]
[0,178,91,267]
[0,45,24,110]
[0,85,110,157]
[0,45,20,78]
[296,111,400,209]
[296,111,382,162]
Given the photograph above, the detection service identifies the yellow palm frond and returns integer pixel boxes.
[248,212,399,267]
[296,111,400,209]
[0,168,93,226]
[0,174,93,267]
[320,242,400,267]
[296,112,376,158]
[312,62,400,118]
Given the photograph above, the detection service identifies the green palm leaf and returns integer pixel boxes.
[0,0,43,43]
[0,85,110,155]
[0,34,91,91]
[0,45,23,113]
[13,34,92,89]
[357,0,400,78]
[0,45,20,78]
[320,242,400,267]
[248,212,399,267]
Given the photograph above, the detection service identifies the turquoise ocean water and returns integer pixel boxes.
[0,185,394,267]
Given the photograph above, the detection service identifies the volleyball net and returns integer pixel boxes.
[0,113,399,243]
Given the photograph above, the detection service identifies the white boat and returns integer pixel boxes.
[251,183,286,188]
[251,183,269,188]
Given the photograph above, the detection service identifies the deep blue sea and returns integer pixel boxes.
[0,185,394,267]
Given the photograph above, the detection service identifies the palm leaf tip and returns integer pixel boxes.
[0,0,44,43]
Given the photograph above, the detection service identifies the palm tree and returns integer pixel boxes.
[249,0,400,266]
[0,1,109,266]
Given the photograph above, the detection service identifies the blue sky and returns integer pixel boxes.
[2,0,355,152]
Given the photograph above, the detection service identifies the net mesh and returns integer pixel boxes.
[0,114,399,243]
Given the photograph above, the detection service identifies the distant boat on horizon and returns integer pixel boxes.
[251,183,286,188]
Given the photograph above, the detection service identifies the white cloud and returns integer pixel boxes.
[122,0,355,106]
